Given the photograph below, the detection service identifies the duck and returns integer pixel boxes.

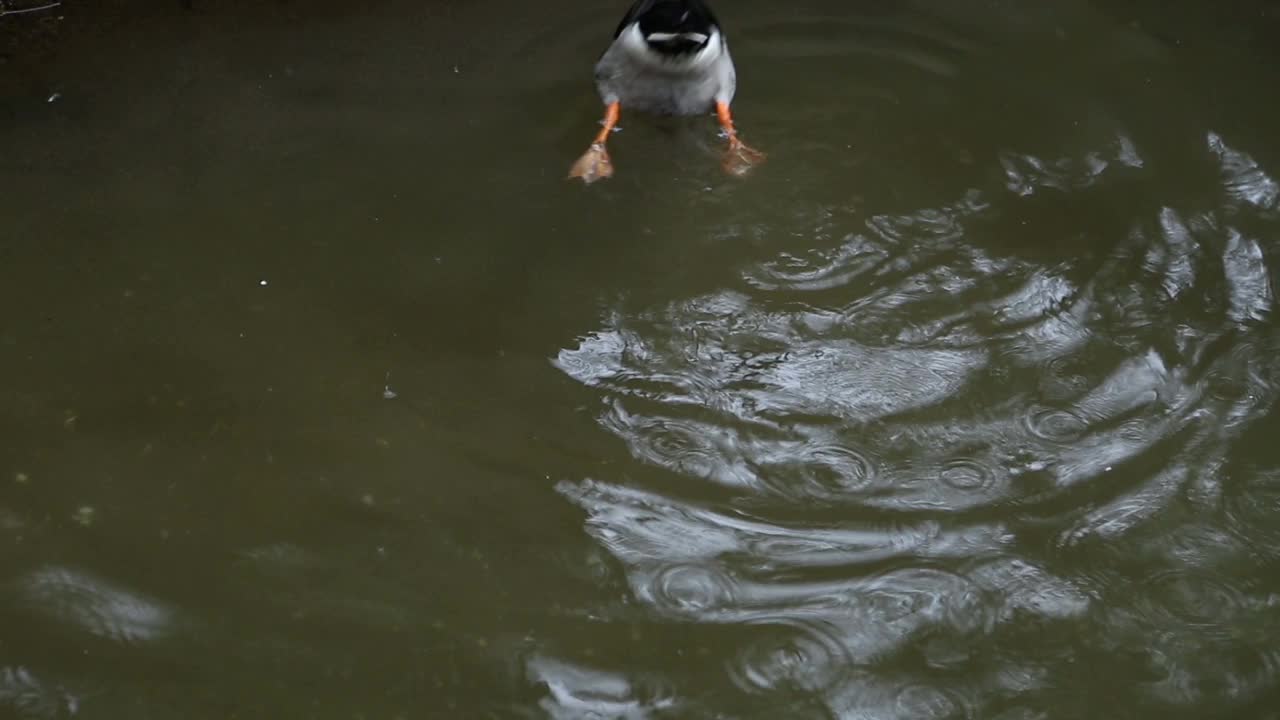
[568,0,766,184]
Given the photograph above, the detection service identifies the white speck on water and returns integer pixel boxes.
[47,92,61,103]
[73,506,95,527]
[259,280,268,287]
[1105,466,1113,472]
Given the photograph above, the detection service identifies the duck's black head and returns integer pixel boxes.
[616,0,721,56]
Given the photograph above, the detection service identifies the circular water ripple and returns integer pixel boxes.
[1023,406,1089,444]
[642,421,720,471]
[640,563,740,618]
[860,566,997,636]
[726,617,855,696]
[858,457,1008,512]
[1136,569,1252,642]
[1039,355,1096,402]
[939,458,996,491]
[893,684,973,720]
[600,408,744,486]
[755,441,880,501]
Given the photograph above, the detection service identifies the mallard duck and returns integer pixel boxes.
[568,0,766,183]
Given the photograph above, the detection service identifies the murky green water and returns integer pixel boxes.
[3,0,1280,717]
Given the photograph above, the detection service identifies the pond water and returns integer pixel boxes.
[3,0,1280,717]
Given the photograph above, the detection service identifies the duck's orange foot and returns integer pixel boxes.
[568,142,614,184]
[722,139,766,177]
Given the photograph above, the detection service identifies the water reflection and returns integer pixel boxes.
[527,654,678,719]
[16,566,175,645]
[0,667,78,718]
[549,129,1279,715]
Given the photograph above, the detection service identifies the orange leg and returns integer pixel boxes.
[716,101,766,177]
[568,102,620,183]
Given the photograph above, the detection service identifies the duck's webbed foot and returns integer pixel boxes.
[716,100,766,177]
[569,102,620,184]
[568,142,614,183]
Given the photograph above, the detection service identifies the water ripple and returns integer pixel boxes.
[939,457,996,492]
[744,233,889,292]
[15,566,174,645]
[551,128,1280,715]
[1222,227,1274,325]
[999,131,1143,196]
[0,667,79,718]
[557,479,1009,581]
[825,673,979,720]
[1023,406,1088,444]
[751,439,880,502]
[860,566,998,637]
[638,563,741,618]
[892,684,974,720]
[727,617,855,695]
[1209,131,1279,214]
[525,654,677,720]
[1138,569,1250,641]
[601,405,750,488]
[1224,469,1280,560]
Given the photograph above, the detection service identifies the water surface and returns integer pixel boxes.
[2,1,1280,717]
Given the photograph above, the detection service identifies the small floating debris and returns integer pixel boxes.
[14,472,29,484]
[73,506,95,527]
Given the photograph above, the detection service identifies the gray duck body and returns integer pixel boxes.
[592,0,737,116]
